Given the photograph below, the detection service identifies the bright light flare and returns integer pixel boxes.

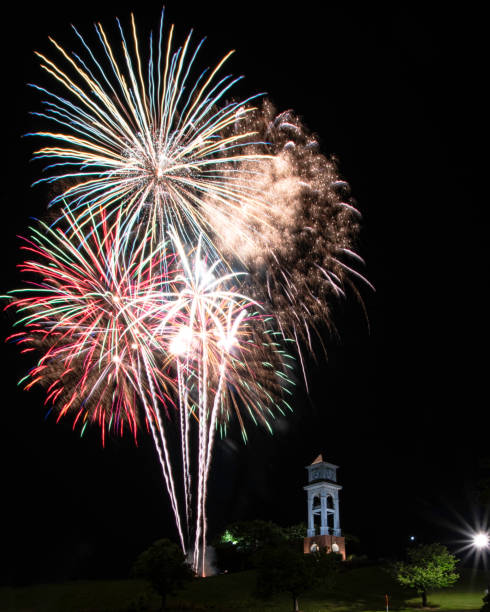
[170,326,193,356]
[474,532,490,549]
[445,509,490,571]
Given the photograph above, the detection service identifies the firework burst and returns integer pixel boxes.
[31,11,269,255]
[7,9,367,575]
[211,100,371,382]
[6,208,292,569]
[30,17,367,366]
[5,208,191,549]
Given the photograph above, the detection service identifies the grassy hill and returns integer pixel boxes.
[0,565,487,611]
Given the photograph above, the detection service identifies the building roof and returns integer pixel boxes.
[306,455,339,470]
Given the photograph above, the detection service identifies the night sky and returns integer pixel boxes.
[1,3,487,584]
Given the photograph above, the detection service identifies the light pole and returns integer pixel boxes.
[473,532,490,595]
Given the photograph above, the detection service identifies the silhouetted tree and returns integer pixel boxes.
[281,523,307,544]
[255,543,340,612]
[133,538,192,611]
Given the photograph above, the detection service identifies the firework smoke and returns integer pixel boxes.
[210,100,369,381]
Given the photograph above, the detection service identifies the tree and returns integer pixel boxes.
[215,520,285,571]
[223,520,285,551]
[282,523,307,544]
[394,543,459,607]
[255,543,341,612]
[133,538,193,611]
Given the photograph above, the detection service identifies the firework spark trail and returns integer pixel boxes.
[139,349,186,553]
[158,231,293,573]
[163,233,249,573]
[195,348,207,575]
[200,338,232,575]
[177,359,192,545]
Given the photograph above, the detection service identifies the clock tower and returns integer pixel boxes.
[303,454,346,559]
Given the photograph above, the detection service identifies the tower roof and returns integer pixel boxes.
[307,455,339,469]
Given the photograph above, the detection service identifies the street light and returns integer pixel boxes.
[473,532,490,595]
[474,532,490,550]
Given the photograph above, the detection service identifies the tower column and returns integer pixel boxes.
[333,493,340,536]
[320,492,328,535]
[307,491,315,537]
